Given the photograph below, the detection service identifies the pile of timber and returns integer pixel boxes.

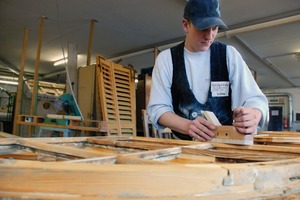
[255,131,300,146]
[0,134,300,199]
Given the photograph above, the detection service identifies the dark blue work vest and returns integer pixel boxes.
[170,41,233,140]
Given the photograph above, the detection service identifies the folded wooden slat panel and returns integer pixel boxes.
[96,55,136,136]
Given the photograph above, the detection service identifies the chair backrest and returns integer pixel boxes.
[141,109,172,139]
[141,109,150,137]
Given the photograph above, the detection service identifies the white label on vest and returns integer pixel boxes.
[211,81,229,97]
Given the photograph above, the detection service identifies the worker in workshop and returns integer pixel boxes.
[147,0,269,141]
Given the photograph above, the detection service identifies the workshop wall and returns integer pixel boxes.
[263,87,300,131]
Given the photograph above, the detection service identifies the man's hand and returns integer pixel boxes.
[233,107,262,134]
[188,117,216,141]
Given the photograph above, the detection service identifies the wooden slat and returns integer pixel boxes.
[17,138,113,158]
[87,137,176,151]
[0,132,20,138]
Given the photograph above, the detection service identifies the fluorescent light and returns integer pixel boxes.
[0,80,18,85]
[0,76,18,81]
[53,58,68,66]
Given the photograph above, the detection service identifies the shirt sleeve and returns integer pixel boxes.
[227,45,269,129]
[147,49,174,130]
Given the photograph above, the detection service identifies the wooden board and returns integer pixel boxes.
[202,111,254,145]
[1,135,300,199]
[78,65,97,124]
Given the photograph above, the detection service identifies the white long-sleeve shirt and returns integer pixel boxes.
[147,44,269,130]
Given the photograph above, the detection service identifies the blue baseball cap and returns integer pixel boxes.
[184,0,227,30]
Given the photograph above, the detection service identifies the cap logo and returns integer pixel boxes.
[216,4,221,16]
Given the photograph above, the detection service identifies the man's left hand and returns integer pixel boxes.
[233,107,262,134]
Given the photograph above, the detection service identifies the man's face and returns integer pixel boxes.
[183,19,219,52]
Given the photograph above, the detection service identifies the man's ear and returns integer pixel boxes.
[182,19,189,32]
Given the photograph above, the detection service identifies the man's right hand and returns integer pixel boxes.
[188,117,216,141]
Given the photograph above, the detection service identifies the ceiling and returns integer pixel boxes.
[0,0,300,89]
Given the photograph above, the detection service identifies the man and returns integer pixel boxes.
[147,0,268,141]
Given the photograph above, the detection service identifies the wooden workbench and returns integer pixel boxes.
[0,134,300,199]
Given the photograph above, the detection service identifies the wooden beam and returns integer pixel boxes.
[29,16,45,137]
[86,19,96,66]
[12,28,28,136]
[66,42,78,97]
[154,46,159,61]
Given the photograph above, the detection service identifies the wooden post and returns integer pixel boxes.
[86,19,96,66]
[28,16,45,137]
[154,46,159,61]
[12,28,28,136]
[65,42,78,97]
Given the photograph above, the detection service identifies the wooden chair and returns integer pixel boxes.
[141,109,172,139]
[0,122,3,132]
